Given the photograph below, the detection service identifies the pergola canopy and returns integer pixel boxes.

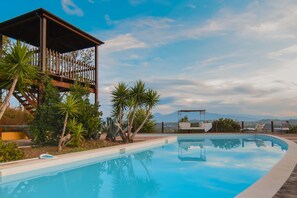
[0,8,104,53]
[178,110,206,113]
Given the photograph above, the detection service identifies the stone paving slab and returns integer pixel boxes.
[274,134,297,197]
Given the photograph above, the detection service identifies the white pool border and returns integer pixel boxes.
[236,134,297,198]
[0,136,176,183]
[0,133,296,197]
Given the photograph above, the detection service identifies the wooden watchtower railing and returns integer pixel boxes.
[15,48,96,114]
[31,48,96,85]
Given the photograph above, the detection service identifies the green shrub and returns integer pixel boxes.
[133,109,156,133]
[70,81,102,139]
[30,75,64,145]
[0,107,33,125]
[179,116,189,122]
[289,125,297,133]
[211,118,241,132]
[0,140,24,162]
[70,123,86,147]
[68,119,86,147]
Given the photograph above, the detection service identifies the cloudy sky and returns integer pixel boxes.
[1,0,297,117]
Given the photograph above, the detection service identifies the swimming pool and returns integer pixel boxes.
[0,134,288,197]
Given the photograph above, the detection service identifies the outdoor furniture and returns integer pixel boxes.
[242,123,266,132]
[178,110,212,132]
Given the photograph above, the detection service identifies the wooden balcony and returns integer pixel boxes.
[31,48,96,89]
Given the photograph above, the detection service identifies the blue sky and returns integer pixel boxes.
[1,0,297,117]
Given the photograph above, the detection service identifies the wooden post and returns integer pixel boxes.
[40,17,47,72]
[56,51,60,74]
[95,45,99,104]
[38,17,47,104]
[0,35,3,103]
[271,121,274,132]
[162,122,164,133]
[0,34,3,58]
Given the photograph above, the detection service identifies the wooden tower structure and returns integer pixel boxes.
[0,8,104,114]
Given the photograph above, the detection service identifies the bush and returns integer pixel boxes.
[289,125,297,133]
[179,116,189,122]
[211,118,241,132]
[133,109,156,133]
[68,119,86,147]
[0,140,24,162]
[30,76,64,145]
[0,107,33,125]
[70,81,102,139]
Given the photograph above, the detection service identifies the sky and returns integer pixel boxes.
[1,0,297,118]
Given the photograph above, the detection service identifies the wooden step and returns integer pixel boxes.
[13,90,37,115]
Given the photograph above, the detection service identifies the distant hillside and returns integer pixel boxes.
[153,111,292,122]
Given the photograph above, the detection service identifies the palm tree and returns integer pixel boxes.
[0,41,39,119]
[111,80,160,142]
[131,89,159,139]
[56,95,80,151]
[127,80,146,138]
[111,82,129,141]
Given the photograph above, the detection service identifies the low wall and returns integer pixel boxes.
[1,132,29,140]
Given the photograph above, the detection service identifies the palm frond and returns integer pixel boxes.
[56,95,80,118]
[0,41,39,92]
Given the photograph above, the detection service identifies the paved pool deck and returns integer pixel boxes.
[273,133,297,198]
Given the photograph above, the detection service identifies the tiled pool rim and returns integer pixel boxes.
[0,134,296,197]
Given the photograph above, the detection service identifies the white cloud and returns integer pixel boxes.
[154,105,176,115]
[104,14,113,26]
[61,0,84,16]
[129,0,146,6]
[102,34,148,52]
[96,0,297,117]
[99,0,297,48]
[267,45,297,59]
[188,4,196,9]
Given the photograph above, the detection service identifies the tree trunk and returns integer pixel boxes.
[128,107,137,140]
[131,110,151,140]
[118,109,128,142]
[58,113,68,152]
[0,77,18,120]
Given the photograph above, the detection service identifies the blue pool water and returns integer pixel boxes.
[0,135,287,198]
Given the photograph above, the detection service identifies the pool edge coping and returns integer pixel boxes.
[236,134,297,198]
[0,136,176,179]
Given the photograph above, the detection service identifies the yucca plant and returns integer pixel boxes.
[56,94,80,151]
[70,122,86,147]
[111,80,160,142]
[0,41,39,120]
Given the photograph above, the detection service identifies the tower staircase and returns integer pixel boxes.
[13,90,38,114]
